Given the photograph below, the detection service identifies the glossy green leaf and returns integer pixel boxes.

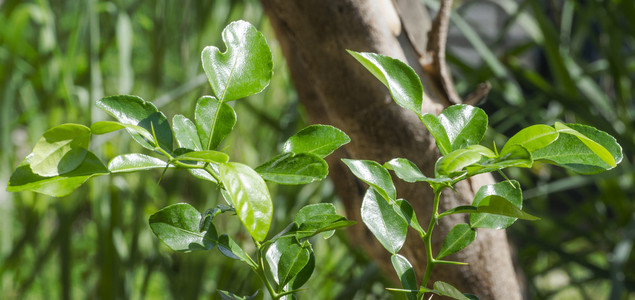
[174,150,229,164]
[294,203,337,226]
[195,96,237,150]
[433,281,470,300]
[288,248,315,290]
[149,203,217,252]
[90,121,125,135]
[420,113,452,155]
[218,290,259,300]
[437,223,476,259]
[108,153,169,173]
[467,145,496,158]
[7,152,108,197]
[342,159,396,201]
[28,124,91,176]
[501,124,558,155]
[470,180,522,229]
[467,145,532,176]
[348,50,423,116]
[172,114,202,151]
[265,237,303,285]
[278,241,311,287]
[384,158,453,187]
[294,203,354,240]
[395,199,425,236]
[219,162,272,242]
[437,104,488,151]
[281,124,350,157]
[201,20,272,102]
[217,234,256,268]
[255,153,328,185]
[473,195,539,225]
[534,123,622,174]
[361,188,408,254]
[436,148,483,176]
[391,254,417,300]
[96,95,172,152]
[188,169,218,183]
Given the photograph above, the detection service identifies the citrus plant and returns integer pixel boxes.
[7,21,354,299]
[343,50,623,300]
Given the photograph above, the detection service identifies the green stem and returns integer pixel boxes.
[256,245,280,299]
[421,187,444,289]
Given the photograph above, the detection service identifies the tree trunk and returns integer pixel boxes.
[260,1,523,298]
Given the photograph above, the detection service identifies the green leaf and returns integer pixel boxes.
[466,145,532,176]
[419,113,452,155]
[217,234,256,268]
[255,153,328,185]
[294,203,337,226]
[391,254,418,300]
[384,158,452,187]
[219,162,272,242]
[347,50,423,116]
[281,124,350,157]
[188,169,218,184]
[474,195,539,224]
[433,281,471,300]
[436,148,483,176]
[108,153,169,173]
[264,237,306,286]
[149,203,217,252]
[361,188,408,254]
[533,123,622,174]
[96,95,172,152]
[172,114,203,151]
[218,290,259,300]
[437,104,488,151]
[174,150,229,164]
[195,96,237,150]
[294,203,354,240]
[278,240,311,287]
[437,223,476,259]
[288,248,315,290]
[342,159,396,201]
[201,20,272,102]
[29,124,91,177]
[7,151,108,197]
[470,181,523,229]
[501,124,558,155]
[90,121,125,135]
[395,199,425,236]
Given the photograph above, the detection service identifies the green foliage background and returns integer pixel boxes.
[0,0,633,299]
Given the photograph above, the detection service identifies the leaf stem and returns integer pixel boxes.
[421,187,444,290]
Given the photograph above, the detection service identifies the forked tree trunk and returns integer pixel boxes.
[261,1,523,298]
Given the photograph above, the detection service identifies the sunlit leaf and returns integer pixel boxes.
[420,113,452,155]
[255,153,328,184]
[437,105,488,151]
[282,124,350,157]
[195,96,237,150]
[501,124,558,155]
[436,148,483,176]
[361,188,408,254]
[433,281,471,300]
[28,124,91,177]
[174,150,229,164]
[149,203,217,252]
[342,159,396,201]
[437,223,476,259]
[173,114,203,151]
[202,20,272,102]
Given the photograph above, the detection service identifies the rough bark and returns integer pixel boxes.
[260,1,522,298]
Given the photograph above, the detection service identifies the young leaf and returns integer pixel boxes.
[108,153,169,173]
[29,124,91,177]
[500,124,558,155]
[470,181,522,229]
[281,124,350,157]
[433,281,471,300]
[347,50,423,116]
[361,188,408,254]
[255,153,328,185]
[96,95,173,152]
[532,123,622,174]
[436,148,483,176]
[437,223,476,259]
[90,121,125,135]
[172,114,203,151]
[342,159,397,201]
[149,203,217,252]
[419,113,452,155]
[201,20,272,102]
[437,104,488,151]
[195,96,237,150]
[174,150,229,164]
[219,162,272,242]
[384,158,453,187]
[391,254,418,300]
[7,151,108,197]
[217,234,256,268]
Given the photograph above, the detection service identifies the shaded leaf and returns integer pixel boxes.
[420,113,452,155]
[256,153,328,184]
[348,50,423,116]
[391,254,418,300]
[437,105,488,151]
[195,96,237,150]
[29,124,91,176]
[96,95,172,152]
[395,199,425,236]
[342,159,396,201]
[278,241,311,287]
[474,195,539,224]
[148,203,217,252]
[282,124,350,157]
[172,114,202,151]
[219,162,272,242]
[218,290,259,300]
[7,152,108,197]
[437,223,476,259]
[289,248,315,290]
[433,281,470,300]
[108,153,169,173]
[201,20,272,102]
[361,188,408,254]
[217,234,256,268]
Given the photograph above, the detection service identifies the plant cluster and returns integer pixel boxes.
[342,50,623,299]
[7,21,354,299]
